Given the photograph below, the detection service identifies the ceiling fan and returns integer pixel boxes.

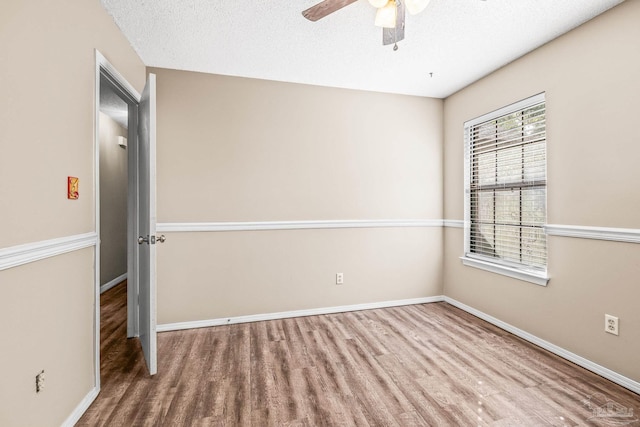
[302,0,431,50]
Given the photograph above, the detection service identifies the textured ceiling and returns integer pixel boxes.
[100,0,623,98]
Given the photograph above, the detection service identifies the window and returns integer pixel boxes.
[462,93,548,286]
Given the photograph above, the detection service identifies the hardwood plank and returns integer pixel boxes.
[281,317,314,370]
[250,321,286,426]
[395,410,429,427]
[297,329,371,426]
[78,291,640,426]
[215,324,252,425]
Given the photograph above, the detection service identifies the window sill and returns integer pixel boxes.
[460,256,549,287]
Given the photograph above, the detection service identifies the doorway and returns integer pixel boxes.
[98,76,129,297]
[96,55,141,390]
[94,51,158,390]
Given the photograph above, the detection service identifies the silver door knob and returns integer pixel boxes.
[157,235,166,243]
[138,236,149,245]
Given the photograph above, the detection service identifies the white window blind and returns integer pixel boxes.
[464,94,547,276]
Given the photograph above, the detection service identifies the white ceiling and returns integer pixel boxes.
[100,0,623,98]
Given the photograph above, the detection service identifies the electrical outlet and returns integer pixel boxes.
[36,370,45,393]
[605,314,619,336]
[336,273,344,285]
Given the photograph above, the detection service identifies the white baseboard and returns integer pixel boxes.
[157,296,445,332]
[100,273,127,294]
[61,386,99,427]
[444,296,640,395]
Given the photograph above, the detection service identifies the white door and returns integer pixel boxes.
[137,73,158,375]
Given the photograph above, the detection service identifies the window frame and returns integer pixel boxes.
[461,93,549,286]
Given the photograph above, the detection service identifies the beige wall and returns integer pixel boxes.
[159,228,443,324]
[0,0,145,425]
[151,68,444,323]
[443,1,640,381]
[151,68,443,222]
[99,113,128,285]
[0,250,95,426]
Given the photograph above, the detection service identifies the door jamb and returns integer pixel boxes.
[94,50,141,390]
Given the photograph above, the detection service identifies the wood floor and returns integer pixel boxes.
[79,283,640,426]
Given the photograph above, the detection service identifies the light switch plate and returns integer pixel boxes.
[68,176,79,199]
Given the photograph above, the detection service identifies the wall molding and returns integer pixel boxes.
[0,232,98,271]
[101,273,127,294]
[157,219,444,233]
[61,386,99,427]
[444,221,640,242]
[444,297,640,395]
[544,224,640,244]
[443,219,464,228]
[158,296,445,332]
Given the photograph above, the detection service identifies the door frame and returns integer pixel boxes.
[93,50,142,390]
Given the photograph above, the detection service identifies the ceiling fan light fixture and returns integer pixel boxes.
[374,1,397,28]
[368,0,389,8]
[404,0,430,15]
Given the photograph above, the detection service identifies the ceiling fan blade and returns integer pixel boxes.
[302,0,359,22]
[383,0,405,45]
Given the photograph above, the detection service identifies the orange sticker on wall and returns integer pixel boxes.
[68,177,79,200]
